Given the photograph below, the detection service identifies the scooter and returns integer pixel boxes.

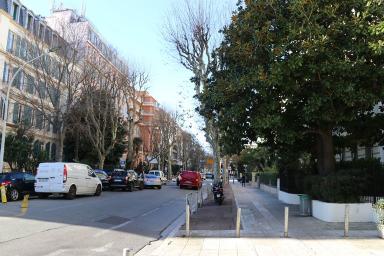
[212,182,224,205]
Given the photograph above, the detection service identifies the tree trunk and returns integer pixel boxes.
[317,127,335,175]
[98,153,105,169]
[74,128,79,162]
[57,129,65,161]
[168,146,172,179]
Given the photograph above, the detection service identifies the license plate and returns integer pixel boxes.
[39,178,48,182]
[216,194,221,198]
[114,179,122,182]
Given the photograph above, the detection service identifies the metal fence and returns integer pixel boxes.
[360,196,384,204]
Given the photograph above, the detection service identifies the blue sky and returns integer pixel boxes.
[22,0,237,150]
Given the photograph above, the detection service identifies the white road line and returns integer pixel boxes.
[44,203,84,212]
[93,219,133,237]
[141,207,160,217]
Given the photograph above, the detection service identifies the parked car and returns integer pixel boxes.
[205,173,214,180]
[142,174,162,189]
[179,170,202,190]
[0,172,35,201]
[109,170,144,191]
[148,170,167,185]
[94,170,110,190]
[35,162,102,200]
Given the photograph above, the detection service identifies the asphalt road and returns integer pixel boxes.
[0,181,199,256]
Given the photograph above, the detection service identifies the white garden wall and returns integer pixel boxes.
[312,200,374,222]
[260,184,277,195]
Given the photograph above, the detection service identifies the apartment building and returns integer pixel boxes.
[0,0,69,166]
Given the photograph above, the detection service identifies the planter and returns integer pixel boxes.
[278,190,300,205]
[312,200,374,222]
[373,208,384,238]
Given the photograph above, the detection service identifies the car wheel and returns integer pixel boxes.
[158,185,162,189]
[95,185,102,196]
[9,188,20,201]
[38,193,50,199]
[65,185,76,200]
[139,182,144,190]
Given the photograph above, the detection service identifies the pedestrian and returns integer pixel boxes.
[241,175,246,187]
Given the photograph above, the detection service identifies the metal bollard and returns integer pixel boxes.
[123,248,133,256]
[284,207,289,238]
[236,208,241,237]
[344,204,349,237]
[186,204,190,237]
[1,185,7,204]
[21,194,29,208]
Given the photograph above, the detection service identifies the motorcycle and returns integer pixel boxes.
[212,181,224,205]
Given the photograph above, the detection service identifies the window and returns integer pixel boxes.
[11,68,22,89]
[26,75,34,94]
[23,105,33,126]
[39,24,44,39]
[45,142,50,159]
[46,114,51,132]
[44,28,52,45]
[33,140,41,156]
[19,7,26,27]
[35,110,44,130]
[0,98,5,120]
[38,81,46,99]
[12,102,20,124]
[24,173,35,181]
[6,31,14,53]
[2,62,9,83]
[12,3,19,21]
[20,39,27,60]
[27,14,33,32]
[14,34,21,57]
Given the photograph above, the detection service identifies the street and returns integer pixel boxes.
[0,182,193,256]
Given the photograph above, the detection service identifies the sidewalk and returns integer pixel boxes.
[136,182,384,256]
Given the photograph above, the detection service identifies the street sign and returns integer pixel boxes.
[207,158,214,165]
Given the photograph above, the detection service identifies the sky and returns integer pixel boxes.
[21,0,237,151]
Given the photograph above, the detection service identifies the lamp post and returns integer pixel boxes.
[0,47,60,173]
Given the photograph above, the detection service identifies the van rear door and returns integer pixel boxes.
[36,163,64,192]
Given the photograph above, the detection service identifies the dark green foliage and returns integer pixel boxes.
[4,127,34,171]
[201,0,384,175]
[259,172,278,187]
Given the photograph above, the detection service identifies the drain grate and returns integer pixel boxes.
[97,216,130,225]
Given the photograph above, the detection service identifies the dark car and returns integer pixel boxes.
[0,172,35,201]
[94,170,110,190]
[109,170,144,191]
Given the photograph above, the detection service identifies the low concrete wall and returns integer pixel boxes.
[260,183,277,195]
[278,190,300,205]
[312,200,374,222]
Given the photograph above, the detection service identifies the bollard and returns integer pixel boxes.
[284,207,289,238]
[186,204,190,237]
[344,204,349,237]
[1,185,7,204]
[123,248,133,256]
[200,189,203,207]
[236,208,241,237]
[21,194,29,208]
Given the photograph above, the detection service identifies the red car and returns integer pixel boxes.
[179,170,202,190]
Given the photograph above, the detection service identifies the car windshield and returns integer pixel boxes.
[112,171,127,176]
[96,173,107,179]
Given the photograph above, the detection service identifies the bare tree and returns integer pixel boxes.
[163,0,232,179]
[77,57,124,169]
[152,108,182,179]
[17,19,86,161]
[121,67,149,168]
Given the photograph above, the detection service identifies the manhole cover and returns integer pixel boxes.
[97,216,130,225]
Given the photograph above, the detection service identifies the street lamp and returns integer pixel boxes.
[0,47,61,173]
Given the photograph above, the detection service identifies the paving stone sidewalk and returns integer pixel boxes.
[136,182,384,256]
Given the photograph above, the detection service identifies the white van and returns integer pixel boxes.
[148,170,167,185]
[35,162,102,199]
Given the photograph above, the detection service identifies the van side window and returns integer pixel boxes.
[87,166,94,176]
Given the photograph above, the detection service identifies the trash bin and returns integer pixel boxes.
[299,194,311,216]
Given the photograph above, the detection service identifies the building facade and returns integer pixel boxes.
[0,0,68,168]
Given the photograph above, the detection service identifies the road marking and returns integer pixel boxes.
[141,207,160,217]
[93,219,133,237]
[43,249,69,256]
[44,203,84,212]
[91,242,114,252]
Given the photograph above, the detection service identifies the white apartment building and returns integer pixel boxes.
[0,0,70,166]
